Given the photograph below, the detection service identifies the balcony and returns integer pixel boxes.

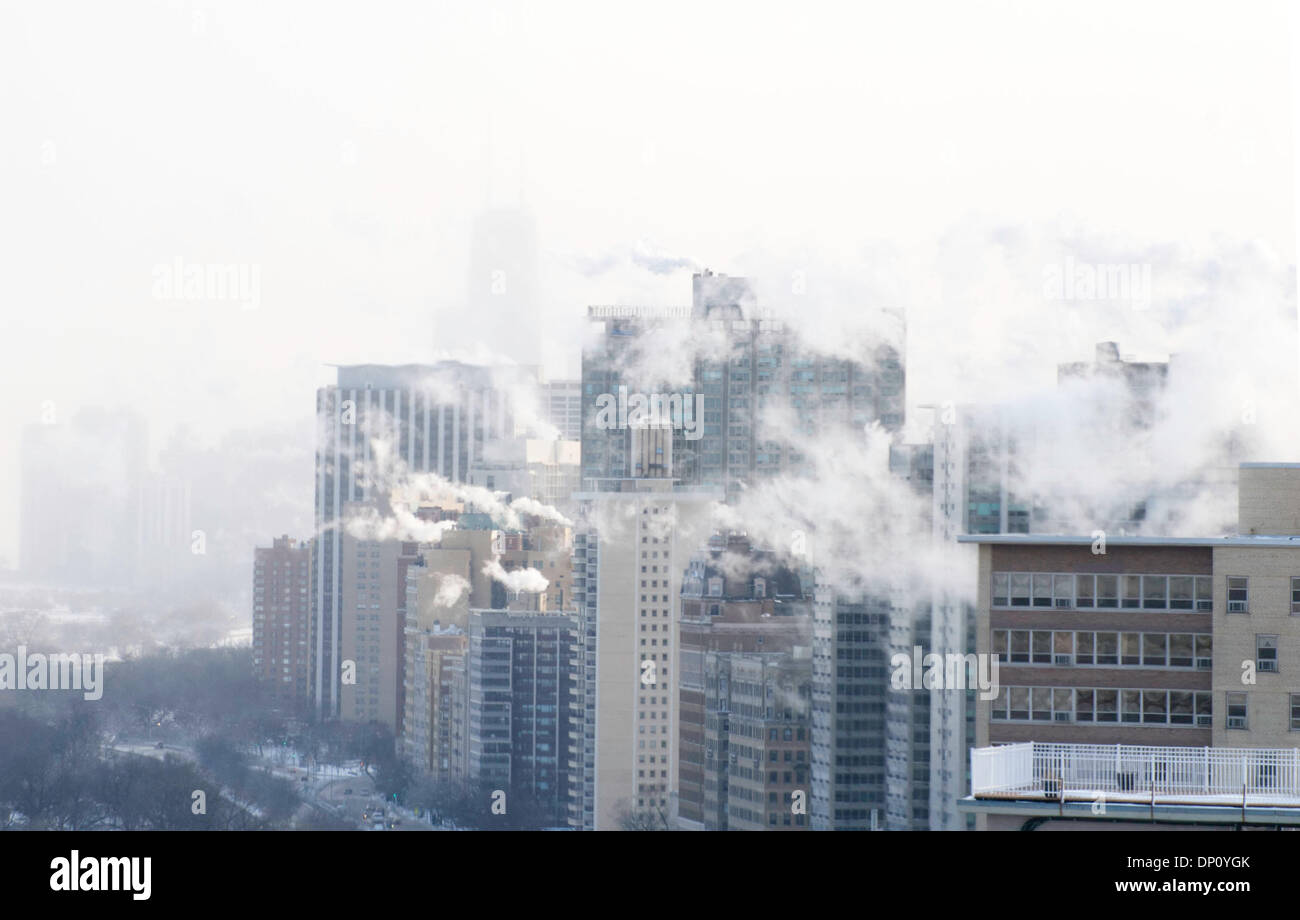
[972,741,1300,807]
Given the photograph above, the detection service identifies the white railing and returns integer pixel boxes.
[971,742,1300,803]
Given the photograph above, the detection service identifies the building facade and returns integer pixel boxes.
[252,535,312,703]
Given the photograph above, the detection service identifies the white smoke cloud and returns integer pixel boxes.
[482,559,549,593]
[431,573,470,608]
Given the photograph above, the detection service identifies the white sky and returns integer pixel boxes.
[0,0,1295,563]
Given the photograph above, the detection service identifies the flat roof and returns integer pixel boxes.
[957,534,1300,547]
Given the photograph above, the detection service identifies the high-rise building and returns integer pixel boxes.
[403,622,467,779]
[574,271,906,831]
[541,380,583,442]
[579,272,905,499]
[567,480,720,830]
[252,535,312,704]
[312,361,535,717]
[719,649,813,831]
[337,519,417,730]
[463,609,577,827]
[809,582,894,830]
[676,532,813,830]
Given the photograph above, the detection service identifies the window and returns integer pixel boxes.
[1075,574,1094,608]
[1009,687,1029,720]
[1053,688,1072,721]
[1032,631,1052,664]
[1168,576,1193,610]
[1032,574,1052,607]
[1257,635,1278,673]
[1010,574,1030,607]
[1142,633,1167,667]
[1292,577,1300,615]
[1170,690,1194,725]
[990,686,1009,720]
[1195,576,1212,611]
[1196,692,1213,727]
[1095,689,1118,722]
[1010,630,1030,664]
[1226,692,1248,729]
[1121,632,1141,666]
[1095,632,1118,666]
[1142,690,1168,724]
[1142,575,1167,609]
[1031,687,1051,721]
[992,630,1009,663]
[1291,694,1300,731]
[1121,575,1142,609]
[1076,689,1094,721]
[1121,689,1142,723]
[1075,632,1094,665]
[1053,631,1073,665]
[1053,574,1073,607]
[1227,577,1248,613]
[1169,633,1193,668]
[992,573,1009,606]
[1096,575,1118,608]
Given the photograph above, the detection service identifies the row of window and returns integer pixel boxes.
[993,573,1300,615]
[992,573,1214,610]
[991,629,1213,668]
[993,689,1300,732]
[990,686,1214,725]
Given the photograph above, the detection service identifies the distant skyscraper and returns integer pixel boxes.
[579,271,905,499]
[252,535,312,704]
[541,380,582,441]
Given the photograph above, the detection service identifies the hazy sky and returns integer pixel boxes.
[1,0,1295,563]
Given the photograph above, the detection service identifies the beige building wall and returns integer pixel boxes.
[1238,464,1300,536]
[340,528,403,730]
[585,483,718,830]
[1212,545,1300,748]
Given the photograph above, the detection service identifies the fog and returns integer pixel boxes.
[1,0,1295,647]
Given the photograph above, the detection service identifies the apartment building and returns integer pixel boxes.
[252,535,312,703]
[810,583,895,830]
[677,532,813,829]
[722,650,813,831]
[403,623,467,778]
[463,610,577,827]
[566,480,720,830]
[338,522,412,730]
